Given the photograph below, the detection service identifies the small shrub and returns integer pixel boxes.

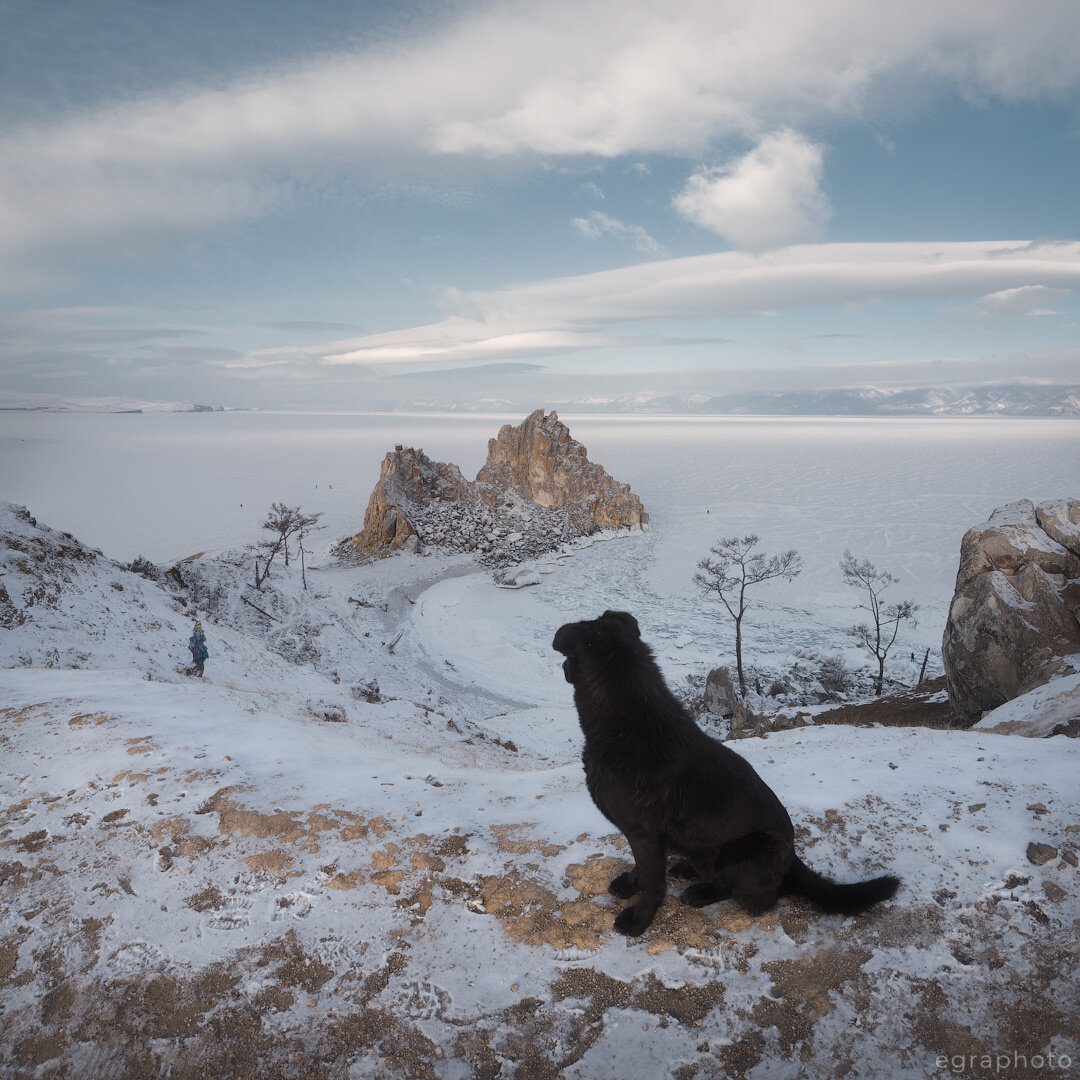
[819,655,852,693]
[128,555,159,579]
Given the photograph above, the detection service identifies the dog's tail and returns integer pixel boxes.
[782,856,900,916]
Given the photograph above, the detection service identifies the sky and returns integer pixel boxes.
[0,0,1078,411]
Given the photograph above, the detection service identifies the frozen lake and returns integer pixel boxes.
[2,410,1076,676]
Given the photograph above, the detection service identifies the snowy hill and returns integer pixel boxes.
[1,502,1077,1077]
[544,383,1080,418]
[0,389,231,413]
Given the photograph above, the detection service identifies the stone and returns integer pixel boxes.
[334,410,648,563]
[337,447,469,558]
[475,410,649,531]
[1041,880,1067,903]
[494,568,542,589]
[703,666,737,717]
[1026,842,1058,866]
[941,498,1080,725]
[729,702,758,738]
[1035,498,1080,557]
[954,500,1080,591]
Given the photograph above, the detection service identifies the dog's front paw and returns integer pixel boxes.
[608,871,639,898]
[613,905,654,937]
[668,858,696,880]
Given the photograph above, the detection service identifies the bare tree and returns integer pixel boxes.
[840,550,919,696]
[253,536,283,589]
[261,502,323,567]
[694,535,802,697]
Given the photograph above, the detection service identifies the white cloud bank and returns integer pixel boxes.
[2,0,1079,271]
[233,240,1080,367]
[975,284,1071,318]
[672,130,831,250]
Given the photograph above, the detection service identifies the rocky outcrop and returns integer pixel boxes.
[335,411,649,564]
[345,446,471,557]
[475,410,648,532]
[942,499,1080,725]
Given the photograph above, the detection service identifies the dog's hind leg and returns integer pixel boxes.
[612,831,667,937]
[680,880,734,908]
[613,850,691,898]
[726,832,791,915]
[679,832,790,914]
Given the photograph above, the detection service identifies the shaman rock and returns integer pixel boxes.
[475,410,649,531]
[335,412,649,563]
[343,447,470,557]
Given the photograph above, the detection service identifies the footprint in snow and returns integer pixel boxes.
[394,978,452,1020]
[106,940,173,978]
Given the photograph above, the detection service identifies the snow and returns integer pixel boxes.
[975,669,1080,736]
[1,412,1078,1076]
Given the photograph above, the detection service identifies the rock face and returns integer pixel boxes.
[476,410,648,532]
[942,499,1080,725]
[336,411,649,564]
[703,666,737,718]
[346,446,470,557]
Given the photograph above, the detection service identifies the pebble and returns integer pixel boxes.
[1042,881,1067,903]
[1027,842,1058,866]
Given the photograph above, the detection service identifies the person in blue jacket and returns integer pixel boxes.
[188,620,208,677]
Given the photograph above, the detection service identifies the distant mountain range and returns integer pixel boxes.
[4,383,1077,417]
[0,390,230,413]
[549,383,1080,417]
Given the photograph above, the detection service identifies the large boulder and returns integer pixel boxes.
[942,498,1080,725]
[703,666,737,717]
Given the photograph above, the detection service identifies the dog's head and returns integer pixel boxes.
[552,610,641,684]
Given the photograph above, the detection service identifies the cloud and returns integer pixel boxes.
[672,131,831,250]
[234,240,1080,367]
[47,328,203,345]
[571,210,669,257]
[2,0,1079,270]
[388,362,547,379]
[975,284,1071,318]
[259,320,369,334]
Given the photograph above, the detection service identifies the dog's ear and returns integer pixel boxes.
[601,610,640,639]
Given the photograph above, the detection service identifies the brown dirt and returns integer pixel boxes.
[810,675,960,729]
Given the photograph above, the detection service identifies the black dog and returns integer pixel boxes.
[553,610,900,937]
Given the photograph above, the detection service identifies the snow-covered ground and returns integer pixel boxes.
[1,413,1078,1077]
